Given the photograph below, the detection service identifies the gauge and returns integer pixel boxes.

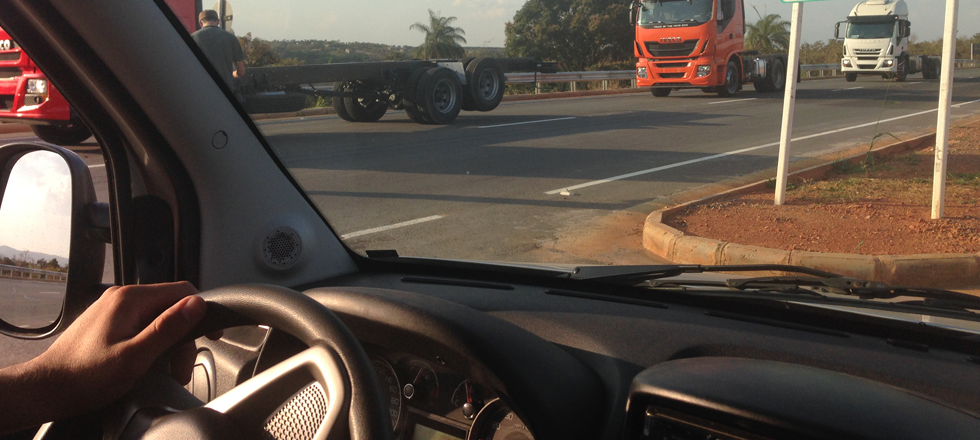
[371,357,402,429]
[404,360,440,405]
[451,380,484,419]
[467,399,533,440]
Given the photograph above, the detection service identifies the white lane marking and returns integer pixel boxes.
[708,98,757,105]
[833,87,864,91]
[88,163,105,169]
[544,99,980,195]
[906,82,921,85]
[340,215,445,240]
[477,117,576,129]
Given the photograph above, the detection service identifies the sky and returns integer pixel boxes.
[0,151,71,259]
[225,0,979,47]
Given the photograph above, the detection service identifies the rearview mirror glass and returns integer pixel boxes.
[0,151,71,329]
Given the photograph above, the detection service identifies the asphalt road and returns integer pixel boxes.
[256,69,980,263]
[0,278,66,329]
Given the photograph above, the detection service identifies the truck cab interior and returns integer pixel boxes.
[1,0,980,440]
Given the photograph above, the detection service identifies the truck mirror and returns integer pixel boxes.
[629,2,638,25]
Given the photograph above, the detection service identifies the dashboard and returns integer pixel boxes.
[192,273,980,440]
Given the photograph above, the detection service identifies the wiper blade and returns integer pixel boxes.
[571,264,841,284]
[726,276,980,311]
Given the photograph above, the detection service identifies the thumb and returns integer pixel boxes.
[128,295,207,361]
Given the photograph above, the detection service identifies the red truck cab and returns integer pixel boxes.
[632,0,786,98]
[0,0,199,145]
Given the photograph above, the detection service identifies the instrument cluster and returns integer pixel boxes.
[368,347,533,440]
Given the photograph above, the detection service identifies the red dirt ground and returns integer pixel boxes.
[664,123,980,256]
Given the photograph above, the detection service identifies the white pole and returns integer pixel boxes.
[932,0,959,220]
[774,2,803,206]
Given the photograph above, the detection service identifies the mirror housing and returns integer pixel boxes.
[835,21,844,40]
[629,1,639,26]
[0,143,106,338]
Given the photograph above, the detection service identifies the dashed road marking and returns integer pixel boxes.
[477,117,576,129]
[708,98,758,105]
[340,215,445,240]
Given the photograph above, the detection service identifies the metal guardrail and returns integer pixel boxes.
[505,60,980,86]
[0,263,67,281]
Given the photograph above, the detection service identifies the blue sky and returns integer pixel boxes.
[226,0,978,47]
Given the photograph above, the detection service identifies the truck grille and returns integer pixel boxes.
[659,73,685,79]
[857,57,878,61]
[0,67,21,79]
[853,48,881,55]
[645,40,700,57]
[656,62,690,69]
[0,52,20,62]
[858,65,877,70]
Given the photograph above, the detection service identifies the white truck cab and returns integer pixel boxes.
[836,0,939,82]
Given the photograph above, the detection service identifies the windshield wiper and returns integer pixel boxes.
[570,264,841,284]
[723,276,980,312]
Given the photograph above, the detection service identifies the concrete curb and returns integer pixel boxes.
[0,123,32,134]
[641,117,980,288]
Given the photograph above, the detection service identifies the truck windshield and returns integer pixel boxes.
[846,21,895,39]
[639,0,714,26]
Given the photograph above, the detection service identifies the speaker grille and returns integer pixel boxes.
[262,227,302,269]
[263,382,328,440]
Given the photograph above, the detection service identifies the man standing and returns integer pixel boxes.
[191,10,246,92]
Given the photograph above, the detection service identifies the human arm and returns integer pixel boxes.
[234,60,246,78]
[0,282,207,435]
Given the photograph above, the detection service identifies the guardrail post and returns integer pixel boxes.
[570,81,577,92]
[631,79,637,88]
[535,82,541,94]
[602,80,609,91]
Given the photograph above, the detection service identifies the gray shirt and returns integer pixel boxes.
[191,25,244,89]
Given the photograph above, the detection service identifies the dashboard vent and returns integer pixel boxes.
[640,406,772,440]
[262,227,302,270]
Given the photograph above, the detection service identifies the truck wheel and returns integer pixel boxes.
[768,58,786,92]
[845,73,858,82]
[332,82,355,122]
[717,60,740,97]
[651,88,671,97]
[418,67,462,125]
[896,56,909,82]
[465,57,505,112]
[31,121,92,145]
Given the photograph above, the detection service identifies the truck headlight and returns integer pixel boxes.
[26,79,48,95]
[884,59,894,67]
[637,67,648,79]
[697,65,711,77]
[842,59,852,68]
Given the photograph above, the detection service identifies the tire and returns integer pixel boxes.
[401,69,430,124]
[651,88,671,97]
[31,121,92,145]
[344,83,388,123]
[767,58,786,92]
[896,56,908,82]
[717,60,740,97]
[461,57,476,70]
[464,57,505,112]
[332,81,355,122]
[752,80,770,93]
[845,73,858,82]
[417,67,462,125]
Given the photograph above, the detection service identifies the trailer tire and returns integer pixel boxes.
[31,121,92,145]
[332,82,355,122]
[465,57,505,112]
[769,58,786,92]
[845,73,858,82]
[418,67,463,124]
[651,88,671,97]
[717,60,740,97]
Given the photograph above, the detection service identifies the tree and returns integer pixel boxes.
[411,10,468,59]
[745,7,790,54]
[36,258,47,269]
[504,0,633,71]
[238,33,303,67]
[48,258,60,270]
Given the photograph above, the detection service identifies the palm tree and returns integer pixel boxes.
[745,7,790,54]
[410,10,467,59]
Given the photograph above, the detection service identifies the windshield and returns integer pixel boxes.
[640,0,715,26]
[152,0,980,308]
[846,21,896,39]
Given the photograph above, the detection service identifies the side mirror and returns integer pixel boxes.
[835,21,844,40]
[0,143,107,339]
[629,1,638,26]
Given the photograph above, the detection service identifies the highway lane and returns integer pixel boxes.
[257,69,980,262]
[0,278,65,329]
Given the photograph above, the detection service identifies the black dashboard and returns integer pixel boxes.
[193,270,980,440]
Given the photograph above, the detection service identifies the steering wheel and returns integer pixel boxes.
[103,284,394,440]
